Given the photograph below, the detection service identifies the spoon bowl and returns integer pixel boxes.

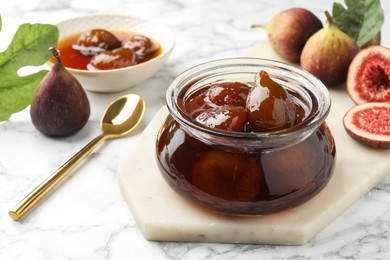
[102,95,145,137]
[9,94,145,221]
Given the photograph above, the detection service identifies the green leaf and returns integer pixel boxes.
[0,23,59,121]
[0,16,2,32]
[332,0,384,48]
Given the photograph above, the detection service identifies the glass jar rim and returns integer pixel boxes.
[166,58,331,149]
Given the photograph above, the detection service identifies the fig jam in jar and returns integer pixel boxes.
[156,58,336,215]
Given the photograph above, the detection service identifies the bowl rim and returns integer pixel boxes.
[54,13,175,75]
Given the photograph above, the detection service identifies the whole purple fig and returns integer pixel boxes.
[252,8,323,63]
[30,47,90,137]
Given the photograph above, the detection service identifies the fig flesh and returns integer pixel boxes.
[30,48,90,137]
[252,8,323,63]
[343,102,390,148]
[300,11,359,86]
[346,45,390,104]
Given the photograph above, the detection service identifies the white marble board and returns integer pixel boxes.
[118,42,390,245]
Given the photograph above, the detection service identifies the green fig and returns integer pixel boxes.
[300,11,359,86]
[30,47,90,137]
[252,8,323,63]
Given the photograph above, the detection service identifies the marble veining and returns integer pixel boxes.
[1,0,390,259]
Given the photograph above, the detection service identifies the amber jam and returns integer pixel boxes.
[52,30,162,70]
[156,58,336,215]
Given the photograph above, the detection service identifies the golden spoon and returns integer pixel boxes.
[9,94,145,221]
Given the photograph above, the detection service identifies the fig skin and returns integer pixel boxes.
[346,45,390,104]
[252,8,323,63]
[300,11,359,86]
[343,102,390,149]
[30,48,90,137]
[361,31,381,49]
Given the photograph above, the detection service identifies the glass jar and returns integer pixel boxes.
[156,58,336,215]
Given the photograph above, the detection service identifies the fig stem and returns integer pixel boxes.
[251,23,268,29]
[324,11,334,25]
[49,47,62,64]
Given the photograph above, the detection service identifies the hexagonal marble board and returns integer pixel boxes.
[118,42,390,245]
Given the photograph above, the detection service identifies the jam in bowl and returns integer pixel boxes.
[156,58,336,215]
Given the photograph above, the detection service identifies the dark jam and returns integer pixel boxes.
[52,30,162,70]
[156,71,335,215]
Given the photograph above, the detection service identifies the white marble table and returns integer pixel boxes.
[1,0,389,259]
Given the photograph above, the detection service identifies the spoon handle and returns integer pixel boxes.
[9,133,107,221]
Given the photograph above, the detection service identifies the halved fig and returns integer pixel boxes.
[343,102,390,148]
[347,45,390,104]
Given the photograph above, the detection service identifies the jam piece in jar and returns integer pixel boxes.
[205,82,250,107]
[72,29,121,56]
[246,70,296,132]
[184,82,251,131]
[183,89,209,119]
[194,105,248,132]
[192,149,261,201]
[87,47,137,70]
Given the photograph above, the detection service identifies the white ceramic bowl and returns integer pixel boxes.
[56,14,175,93]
